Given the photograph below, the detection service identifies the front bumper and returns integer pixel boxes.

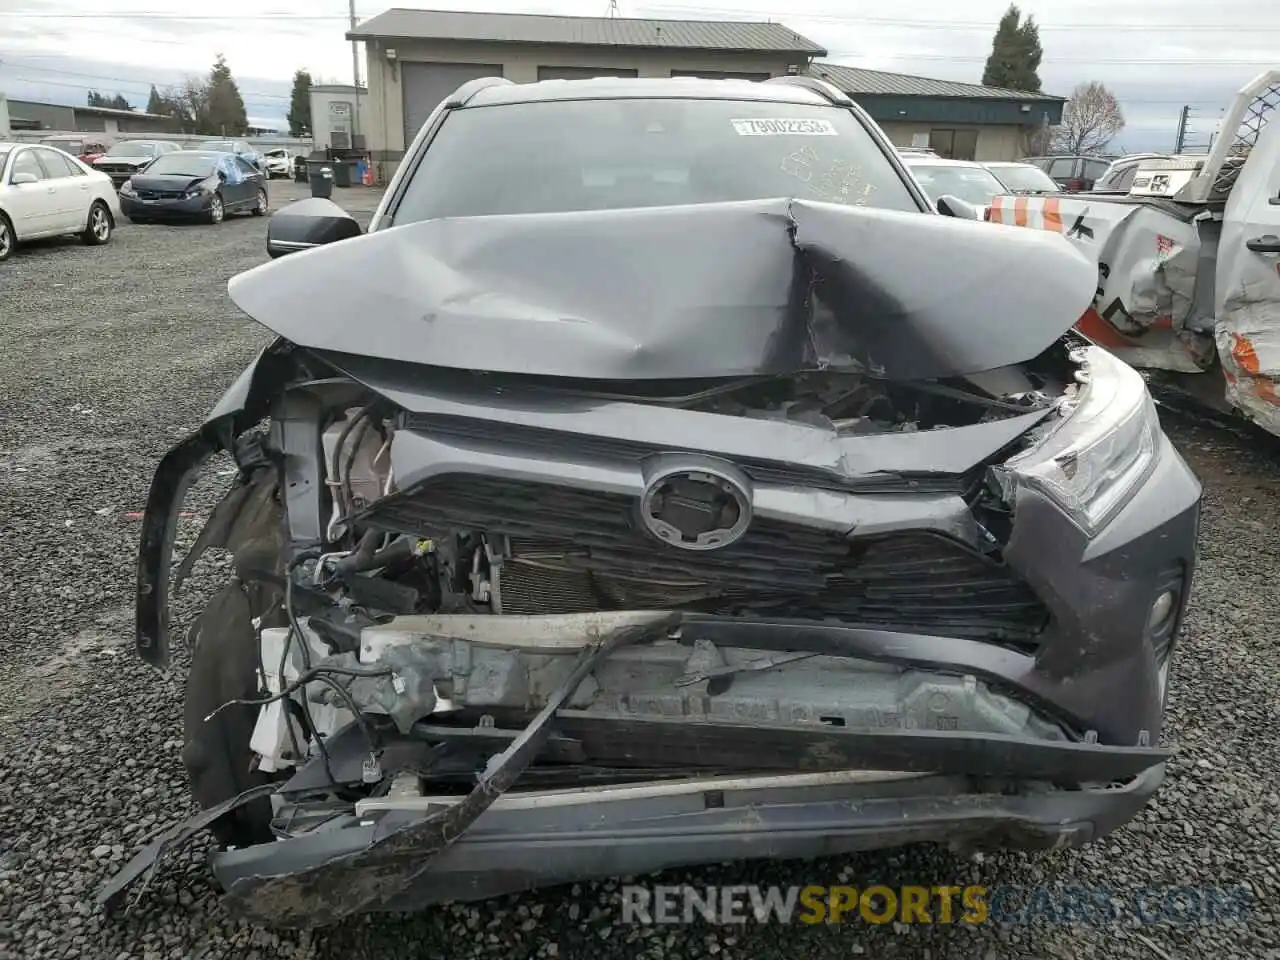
[119,193,211,219]
[210,763,1166,924]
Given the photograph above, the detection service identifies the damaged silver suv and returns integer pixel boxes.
[101,76,1201,927]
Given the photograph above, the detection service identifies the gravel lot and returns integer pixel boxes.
[1,179,1277,960]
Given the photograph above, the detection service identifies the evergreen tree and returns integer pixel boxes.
[203,54,249,135]
[287,69,313,137]
[147,85,164,114]
[982,5,1043,92]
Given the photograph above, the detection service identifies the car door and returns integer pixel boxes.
[216,156,250,208]
[4,148,58,238]
[232,156,263,208]
[35,147,90,231]
[1215,128,1280,425]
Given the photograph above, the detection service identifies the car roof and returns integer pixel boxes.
[160,150,223,158]
[983,161,1040,168]
[464,76,833,108]
[903,157,990,168]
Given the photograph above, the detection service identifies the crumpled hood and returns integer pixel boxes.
[129,173,209,192]
[228,197,1096,381]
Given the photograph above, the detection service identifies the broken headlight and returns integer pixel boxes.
[993,345,1159,534]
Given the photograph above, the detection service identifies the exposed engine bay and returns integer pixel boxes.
[203,352,1085,780]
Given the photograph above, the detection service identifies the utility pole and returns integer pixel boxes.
[1174,104,1190,154]
[349,0,361,150]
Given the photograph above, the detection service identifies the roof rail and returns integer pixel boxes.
[446,75,514,108]
[765,74,852,106]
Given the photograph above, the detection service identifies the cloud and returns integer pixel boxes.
[1,0,1272,144]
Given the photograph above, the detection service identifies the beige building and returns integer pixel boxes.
[347,9,1063,173]
[347,8,825,167]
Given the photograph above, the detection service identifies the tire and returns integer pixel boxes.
[251,187,268,217]
[207,192,225,225]
[81,201,113,246]
[0,212,13,263]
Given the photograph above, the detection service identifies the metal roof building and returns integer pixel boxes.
[348,8,825,162]
[348,8,1063,171]
[808,62,1065,161]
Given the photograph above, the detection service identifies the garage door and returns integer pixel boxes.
[537,65,639,81]
[401,62,503,148]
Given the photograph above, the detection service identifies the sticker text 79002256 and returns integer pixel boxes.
[731,118,840,137]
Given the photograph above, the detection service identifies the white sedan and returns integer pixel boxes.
[0,141,122,263]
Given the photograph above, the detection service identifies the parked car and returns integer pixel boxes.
[99,75,1198,927]
[901,155,1008,213]
[897,146,939,157]
[262,148,293,178]
[197,139,265,174]
[983,161,1060,195]
[0,142,120,262]
[38,134,112,165]
[92,139,182,188]
[118,150,268,224]
[1019,155,1113,192]
[1091,153,1174,195]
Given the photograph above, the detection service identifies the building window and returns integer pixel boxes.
[669,69,771,81]
[929,128,979,161]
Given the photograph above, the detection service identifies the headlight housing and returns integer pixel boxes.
[119,180,135,196]
[992,345,1160,534]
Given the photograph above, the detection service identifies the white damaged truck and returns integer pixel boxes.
[988,70,1280,434]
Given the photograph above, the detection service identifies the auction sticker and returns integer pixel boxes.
[731,118,839,136]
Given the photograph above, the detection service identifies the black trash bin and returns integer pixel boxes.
[331,160,353,188]
[309,165,334,199]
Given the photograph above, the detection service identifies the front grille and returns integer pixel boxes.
[135,190,184,200]
[360,475,1048,644]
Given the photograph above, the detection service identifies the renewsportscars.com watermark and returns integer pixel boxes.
[619,884,1253,927]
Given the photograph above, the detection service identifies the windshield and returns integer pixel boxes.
[200,141,235,152]
[392,98,921,223]
[142,153,218,177]
[988,164,1058,193]
[107,141,156,157]
[905,163,1006,206]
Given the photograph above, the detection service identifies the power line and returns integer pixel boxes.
[0,64,292,101]
[3,5,1278,31]
[636,3,1279,31]
[823,50,1280,65]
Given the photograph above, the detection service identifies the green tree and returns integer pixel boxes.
[87,90,132,110]
[982,4,1043,92]
[146,84,164,114]
[287,69,313,137]
[202,53,248,135]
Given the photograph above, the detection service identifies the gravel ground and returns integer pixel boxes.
[0,181,1277,959]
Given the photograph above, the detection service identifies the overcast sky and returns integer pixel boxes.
[0,0,1272,149]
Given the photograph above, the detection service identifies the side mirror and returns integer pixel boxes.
[11,172,38,185]
[266,197,363,258]
[217,169,227,181]
[936,194,983,220]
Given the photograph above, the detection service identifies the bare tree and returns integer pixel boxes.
[1053,81,1125,154]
